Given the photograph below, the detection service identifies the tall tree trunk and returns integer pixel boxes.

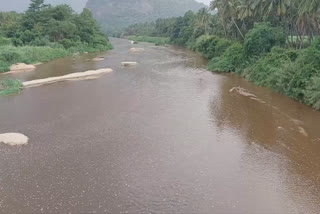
[232,17,244,40]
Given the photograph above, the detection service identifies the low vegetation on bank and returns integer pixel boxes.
[0,0,112,73]
[124,1,320,110]
[128,36,169,46]
[0,78,23,95]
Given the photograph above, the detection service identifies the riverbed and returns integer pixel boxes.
[0,38,320,213]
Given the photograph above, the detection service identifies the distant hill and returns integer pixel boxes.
[86,0,207,35]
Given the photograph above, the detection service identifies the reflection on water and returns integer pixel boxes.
[0,38,320,213]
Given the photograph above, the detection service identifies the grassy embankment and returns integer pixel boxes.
[128,36,169,46]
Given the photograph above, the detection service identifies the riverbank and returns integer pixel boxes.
[0,44,113,74]
[125,30,320,111]
[128,36,169,46]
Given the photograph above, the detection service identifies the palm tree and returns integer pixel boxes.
[196,8,211,34]
[210,0,245,39]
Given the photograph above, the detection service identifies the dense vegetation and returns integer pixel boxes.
[124,1,320,110]
[86,0,206,36]
[0,0,112,73]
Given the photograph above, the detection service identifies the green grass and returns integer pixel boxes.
[128,36,170,46]
[0,78,23,96]
[0,45,70,73]
[0,42,113,73]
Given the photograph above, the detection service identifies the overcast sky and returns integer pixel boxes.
[0,0,212,13]
[196,0,211,5]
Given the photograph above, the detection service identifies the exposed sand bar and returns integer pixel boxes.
[0,133,29,146]
[23,68,113,88]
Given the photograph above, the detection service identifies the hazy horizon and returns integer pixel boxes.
[0,0,211,13]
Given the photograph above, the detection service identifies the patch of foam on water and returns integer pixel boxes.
[0,133,29,146]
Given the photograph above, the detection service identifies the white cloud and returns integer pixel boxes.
[196,0,212,5]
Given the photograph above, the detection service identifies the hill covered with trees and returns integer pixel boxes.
[86,0,206,36]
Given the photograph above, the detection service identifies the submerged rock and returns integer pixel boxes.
[23,68,113,88]
[129,48,144,53]
[92,57,105,61]
[0,133,29,146]
[121,62,138,66]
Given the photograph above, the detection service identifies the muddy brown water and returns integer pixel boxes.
[1,38,320,213]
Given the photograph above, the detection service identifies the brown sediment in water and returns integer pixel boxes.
[23,68,113,88]
[0,133,29,146]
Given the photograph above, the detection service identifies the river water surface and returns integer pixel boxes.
[1,38,320,213]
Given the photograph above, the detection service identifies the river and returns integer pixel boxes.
[0,38,320,213]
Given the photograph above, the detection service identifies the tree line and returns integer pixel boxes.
[0,0,112,74]
[0,0,111,50]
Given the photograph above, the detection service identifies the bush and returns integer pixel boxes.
[0,45,70,72]
[246,47,295,89]
[194,35,232,60]
[286,47,320,101]
[244,22,286,58]
[208,42,245,73]
[0,78,23,96]
[0,37,12,46]
[305,76,320,110]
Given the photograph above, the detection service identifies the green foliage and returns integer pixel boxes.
[305,76,320,110]
[193,35,232,60]
[128,36,169,46]
[285,47,320,101]
[1,2,112,51]
[0,1,112,73]
[244,23,286,57]
[0,37,12,46]
[0,45,69,72]
[208,43,245,73]
[246,47,295,89]
[0,78,23,96]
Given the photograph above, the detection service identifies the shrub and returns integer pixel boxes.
[208,42,245,73]
[286,47,320,101]
[194,35,232,60]
[244,22,286,58]
[0,37,12,46]
[0,78,23,96]
[0,45,70,72]
[246,47,295,89]
[305,76,320,110]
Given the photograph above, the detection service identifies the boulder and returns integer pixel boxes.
[129,48,144,53]
[0,133,29,146]
[92,57,105,61]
